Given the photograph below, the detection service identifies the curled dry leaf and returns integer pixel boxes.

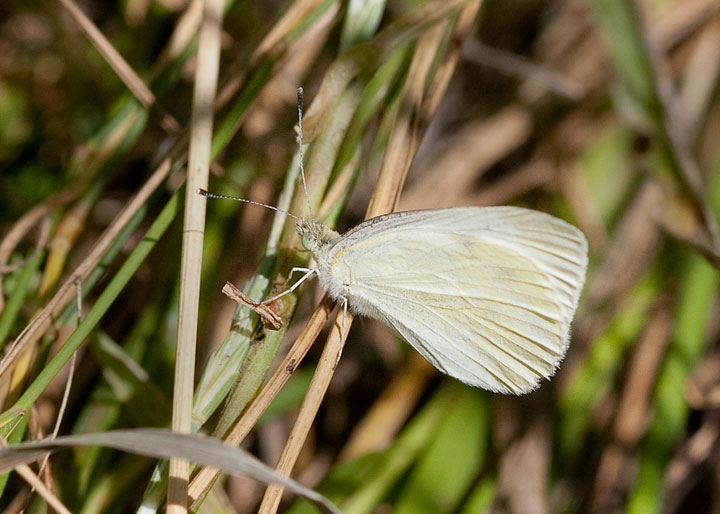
[222,281,283,330]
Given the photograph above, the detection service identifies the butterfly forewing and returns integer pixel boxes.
[323,207,588,394]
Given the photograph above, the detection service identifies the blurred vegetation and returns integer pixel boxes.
[1,0,720,513]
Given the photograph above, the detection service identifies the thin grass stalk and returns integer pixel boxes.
[587,0,720,264]
[1,435,72,514]
[56,0,180,134]
[626,160,720,513]
[75,309,162,496]
[187,296,335,509]
[0,192,180,494]
[257,308,352,514]
[257,6,475,508]
[168,0,224,510]
[0,193,180,434]
[210,1,340,158]
[138,9,338,507]
[338,384,459,514]
[0,158,172,402]
[0,0,244,390]
[0,252,45,348]
[251,0,328,63]
[54,203,147,328]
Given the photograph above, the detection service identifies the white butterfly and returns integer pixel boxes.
[295,206,588,394]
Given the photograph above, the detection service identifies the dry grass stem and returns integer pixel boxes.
[167,0,224,509]
[590,302,674,512]
[655,0,720,51]
[188,297,335,504]
[677,19,720,143]
[0,158,172,403]
[34,279,84,480]
[0,437,71,514]
[257,308,352,513]
[400,106,532,210]
[636,3,720,261]
[5,0,720,511]
[340,352,435,460]
[57,0,180,134]
[152,0,204,74]
[251,0,327,64]
[257,4,483,509]
[492,418,551,514]
[662,414,720,513]
[464,40,585,100]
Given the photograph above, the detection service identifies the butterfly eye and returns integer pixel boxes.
[301,232,314,251]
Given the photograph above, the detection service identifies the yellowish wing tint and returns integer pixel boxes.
[328,207,588,394]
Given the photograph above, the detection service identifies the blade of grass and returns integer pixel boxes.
[0,192,180,432]
[0,158,172,397]
[168,0,224,509]
[558,271,658,459]
[394,386,488,514]
[0,251,44,349]
[0,429,341,514]
[340,384,459,514]
[258,2,480,507]
[627,162,720,513]
[283,383,462,514]
[57,0,180,134]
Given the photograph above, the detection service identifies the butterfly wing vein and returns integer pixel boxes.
[328,207,588,394]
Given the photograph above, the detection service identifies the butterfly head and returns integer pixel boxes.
[297,219,340,257]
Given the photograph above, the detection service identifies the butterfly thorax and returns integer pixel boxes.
[297,219,353,307]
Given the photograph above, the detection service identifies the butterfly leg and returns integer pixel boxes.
[261,268,318,304]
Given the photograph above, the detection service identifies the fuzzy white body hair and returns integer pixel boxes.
[297,219,395,320]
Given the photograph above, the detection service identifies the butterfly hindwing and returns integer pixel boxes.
[325,207,588,393]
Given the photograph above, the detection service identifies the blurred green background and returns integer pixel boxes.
[1,0,720,513]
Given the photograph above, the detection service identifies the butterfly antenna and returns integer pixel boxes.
[296,87,314,220]
[198,189,302,221]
